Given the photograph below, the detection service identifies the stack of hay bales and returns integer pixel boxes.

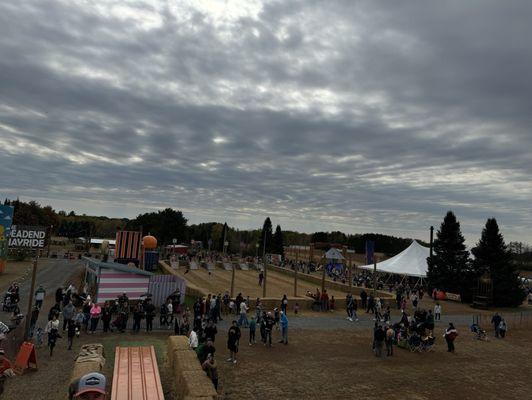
[70,344,105,382]
[167,336,217,400]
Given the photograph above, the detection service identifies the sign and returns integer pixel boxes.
[172,238,177,244]
[8,225,47,248]
[14,342,38,374]
[0,205,15,270]
[445,292,462,302]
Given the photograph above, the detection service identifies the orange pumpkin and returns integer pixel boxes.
[142,235,157,249]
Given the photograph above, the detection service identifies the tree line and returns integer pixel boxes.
[427,211,526,307]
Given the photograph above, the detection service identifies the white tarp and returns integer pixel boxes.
[325,248,345,260]
[358,241,429,277]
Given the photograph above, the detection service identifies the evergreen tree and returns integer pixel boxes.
[272,225,284,256]
[260,217,273,256]
[427,211,471,297]
[472,218,525,307]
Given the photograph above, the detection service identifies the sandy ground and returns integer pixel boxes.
[174,267,360,300]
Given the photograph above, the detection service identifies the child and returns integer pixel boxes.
[294,302,299,315]
[35,327,44,347]
[249,316,256,346]
[434,303,442,321]
[329,296,335,311]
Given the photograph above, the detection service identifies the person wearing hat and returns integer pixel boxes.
[69,372,107,400]
[0,349,14,395]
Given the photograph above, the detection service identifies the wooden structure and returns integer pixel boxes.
[111,346,164,400]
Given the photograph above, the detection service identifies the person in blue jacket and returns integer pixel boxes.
[279,311,288,345]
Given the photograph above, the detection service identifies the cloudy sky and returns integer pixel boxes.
[1,0,531,245]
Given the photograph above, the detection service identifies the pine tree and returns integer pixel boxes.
[472,218,525,307]
[272,225,284,256]
[260,218,273,256]
[427,211,471,297]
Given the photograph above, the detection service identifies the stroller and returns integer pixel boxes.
[470,324,488,341]
[2,292,20,313]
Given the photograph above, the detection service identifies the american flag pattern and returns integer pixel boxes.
[115,230,141,261]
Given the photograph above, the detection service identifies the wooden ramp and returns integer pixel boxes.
[111,346,164,400]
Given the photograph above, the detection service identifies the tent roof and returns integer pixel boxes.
[358,241,429,277]
[325,248,345,260]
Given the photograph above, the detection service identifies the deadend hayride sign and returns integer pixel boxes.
[8,225,47,248]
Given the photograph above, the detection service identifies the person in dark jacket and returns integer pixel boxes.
[144,299,156,332]
[374,325,385,357]
[101,301,113,333]
[444,323,458,353]
[491,313,502,338]
[227,321,241,364]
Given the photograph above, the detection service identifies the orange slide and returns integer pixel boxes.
[111,346,165,400]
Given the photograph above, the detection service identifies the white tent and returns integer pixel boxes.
[358,241,430,277]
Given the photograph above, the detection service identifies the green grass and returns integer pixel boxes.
[99,334,169,367]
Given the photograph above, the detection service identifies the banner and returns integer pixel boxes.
[0,205,15,266]
[8,225,47,248]
[365,241,375,265]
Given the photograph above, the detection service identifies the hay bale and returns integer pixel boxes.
[70,360,103,384]
[167,336,190,367]
[173,349,203,373]
[179,370,217,399]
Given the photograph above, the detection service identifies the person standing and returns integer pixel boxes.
[258,270,264,287]
[204,319,218,343]
[434,303,442,321]
[238,301,249,328]
[499,318,507,338]
[279,311,288,345]
[0,349,14,396]
[360,290,368,310]
[101,301,112,333]
[202,353,219,391]
[374,325,385,358]
[34,285,46,309]
[385,325,394,356]
[62,300,76,332]
[89,302,101,334]
[67,319,76,350]
[144,298,155,333]
[491,313,502,338]
[281,295,288,314]
[249,316,256,345]
[227,321,241,364]
[132,303,143,333]
[189,328,199,350]
[444,323,458,353]
[45,314,60,356]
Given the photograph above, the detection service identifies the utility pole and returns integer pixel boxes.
[429,226,434,258]
[262,233,267,298]
[230,263,235,298]
[222,222,227,255]
[348,253,353,295]
[294,246,299,297]
[46,224,53,258]
[24,254,38,340]
[321,256,326,295]
[373,256,378,297]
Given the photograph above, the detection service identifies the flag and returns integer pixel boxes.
[365,241,375,265]
[115,230,141,263]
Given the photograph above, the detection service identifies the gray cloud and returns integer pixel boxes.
[1,0,531,245]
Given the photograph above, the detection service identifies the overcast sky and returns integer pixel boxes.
[1,0,531,245]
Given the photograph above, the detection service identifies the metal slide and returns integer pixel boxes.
[111,346,165,400]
